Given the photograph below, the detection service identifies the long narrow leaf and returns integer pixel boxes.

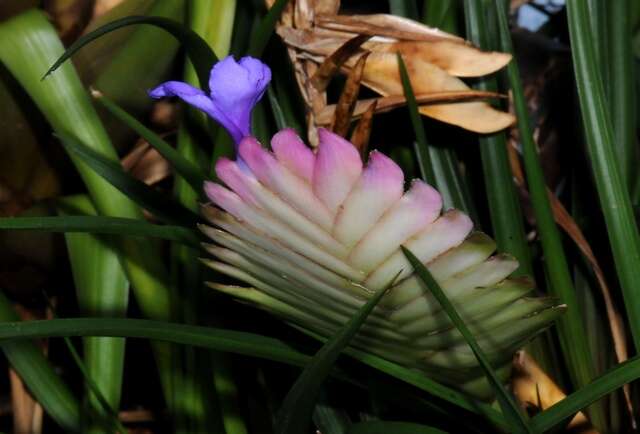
[566,0,640,352]
[59,196,128,429]
[44,15,217,92]
[402,247,531,434]
[0,318,308,366]
[57,132,200,226]
[248,0,290,57]
[0,216,200,247]
[396,53,437,186]
[274,277,394,434]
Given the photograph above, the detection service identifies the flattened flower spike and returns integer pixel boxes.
[149,55,271,145]
[200,127,565,400]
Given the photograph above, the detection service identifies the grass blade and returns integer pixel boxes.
[462,0,533,277]
[566,0,640,351]
[530,355,640,433]
[94,93,207,192]
[608,0,636,193]
[0,318,309,366]
[0,215,201,247]
[274,277,395,434]
[57,131,201,226]
[396,52,437,186]
[248,0,290,57]
[401,246,531,434]
[44,15,217,92]
[348,421,446,434]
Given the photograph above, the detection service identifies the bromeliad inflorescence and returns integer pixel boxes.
[150,56,564,399]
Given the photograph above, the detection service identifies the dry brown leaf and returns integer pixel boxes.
[314,0,340,15]
[316,14,463,43]
[512,351,597,434]
[270,0,514,140]
[43,0,94,43]
[350,100,376,158]
[10,306,46,434]
[318,90,504,125]
[309,34,370,92]
[361,53,514,133]
[121,140,171,186]
[279,27,511,78]
[332,52,368,136]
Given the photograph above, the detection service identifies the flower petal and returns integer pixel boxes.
[149,80,243,143]
[271,128,315,183]
[208,56,271,140]
[313,128,363,213]
[333,151,404,249]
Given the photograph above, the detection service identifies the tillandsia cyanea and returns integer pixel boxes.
[149,56,564,399]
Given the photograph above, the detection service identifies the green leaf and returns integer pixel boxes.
[531,355,640,433]
[492,2,608,428]
[59,195,128,428]
[462,0,533,278]
[608,0,636,192]
[401,246,531,434]
[0,215,201,247]
[94,94,207,192]
[567,1,640,351]
[44,15,217,92]
[61,336,127,434]
[247,0,290,57]
[57,131,201,226]
[389,0,419,19]
[0,318,309,366]
[396,53,437,187]
[274,276,395,434]
[348,421,446,434]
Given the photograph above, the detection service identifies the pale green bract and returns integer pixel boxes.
[200,127,564,399]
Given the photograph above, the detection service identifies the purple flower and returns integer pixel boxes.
[149,55,271,144]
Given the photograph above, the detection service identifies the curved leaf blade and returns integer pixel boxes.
[401,246,531,434]
[44,15,217,92]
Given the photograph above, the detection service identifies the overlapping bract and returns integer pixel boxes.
[200,128,563,398]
